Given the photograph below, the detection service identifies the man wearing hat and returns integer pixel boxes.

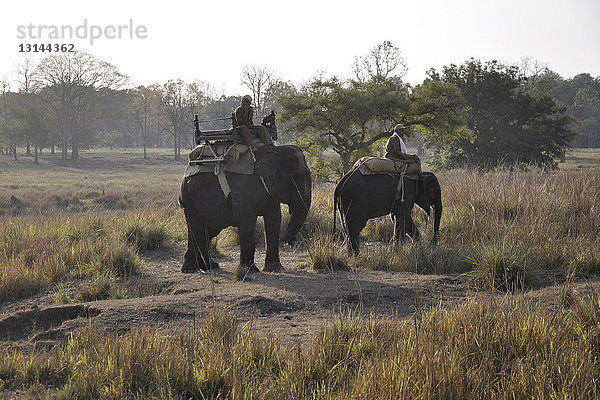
[234,95,274,151]
[384,123,408,159]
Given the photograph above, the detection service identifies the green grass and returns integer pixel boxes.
[1,296,599,399]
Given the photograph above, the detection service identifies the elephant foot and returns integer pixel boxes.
[181,259,219,274]
[264,259,283,272]
[181,263,206,274]
[244,262,260,273]
[235,262,260,281]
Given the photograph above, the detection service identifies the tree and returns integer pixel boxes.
[240,65,275,114]
[0,81,21,160]
[16,54,36,156]
[280,76,407,173]
[427,59,576,169]
[280,42,463,177]
[160,79,208,160]
[131,86,159,159]
[10,94,53,164]
[352,40,407,82]
[31,51,128,163]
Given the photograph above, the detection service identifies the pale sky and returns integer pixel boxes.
[1,0,599,94]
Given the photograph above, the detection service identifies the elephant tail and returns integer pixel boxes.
[332,170,354,239]
[332,184,339,237]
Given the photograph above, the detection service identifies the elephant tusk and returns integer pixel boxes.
[259,176,271,196]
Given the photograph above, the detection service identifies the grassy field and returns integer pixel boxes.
[560,148,600,170]
[1,147,600,398]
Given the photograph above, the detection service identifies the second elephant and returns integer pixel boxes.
[334,170,442,255]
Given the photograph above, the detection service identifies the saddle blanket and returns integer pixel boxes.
[354,155,421,178]
[183,140,263,178]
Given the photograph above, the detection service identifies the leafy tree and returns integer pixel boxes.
[280,75,407,173]
[427,59,576,169]
[10,94,53,164]
[280,42,463,177]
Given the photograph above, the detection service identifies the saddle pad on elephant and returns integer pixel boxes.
[354,155,421,176]
[184,140,262,178]
[357,164,420,180]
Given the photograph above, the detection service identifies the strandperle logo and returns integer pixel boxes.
[16,19,148,45]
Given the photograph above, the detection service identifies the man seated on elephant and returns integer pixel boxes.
[234,95,274,151]
[384,123,408,159]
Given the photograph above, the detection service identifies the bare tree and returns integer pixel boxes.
[131,86,159,159]
[16,54,35,94]
[240,65,275,114]
[16,55,37,156]
[0,79,15,158]
[520,56,549,91]
[31,51,128,163]
[352,41,407,82]
[161,79,203,160]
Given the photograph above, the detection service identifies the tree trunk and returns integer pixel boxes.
[26,141,31,156]
[34,146,38,164]
[71,134,79,161]
[12,145,18,161]
[143,118,148,159]
[61,133,68,165]
[173,131,178,160]
[341,152,351,173]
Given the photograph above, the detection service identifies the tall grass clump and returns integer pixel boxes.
[124,219,172,250]
[1,297,600,398]
[0,208,183,303]
[466,238,539,291]
[306,232,349,271]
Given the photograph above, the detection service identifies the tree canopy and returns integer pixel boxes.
[279,42,463,177]
[426,59,576,169]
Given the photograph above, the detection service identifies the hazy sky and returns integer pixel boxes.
[1,0,599,94]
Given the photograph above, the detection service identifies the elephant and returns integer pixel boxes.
[179,145,312,273]
[333,170,442,255]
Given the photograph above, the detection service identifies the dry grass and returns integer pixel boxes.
[1,148,600,398]
[1,296,599,399]
[312,168,600,289]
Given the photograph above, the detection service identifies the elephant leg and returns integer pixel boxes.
[393,211,410,243]
[182,207,219,273]
[393,207,420,243]
[263,206,283,272]
[346,218,366,256]
[206,228,221,269]
[238,215,260,273]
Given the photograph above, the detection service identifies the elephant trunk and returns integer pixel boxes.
[432,195,443,244]
[280,178,311,244]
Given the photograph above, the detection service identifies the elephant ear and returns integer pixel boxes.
[255,148,279,191]
[417,175,432,215]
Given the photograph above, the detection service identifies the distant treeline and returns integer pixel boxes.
[0,45,598,172]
